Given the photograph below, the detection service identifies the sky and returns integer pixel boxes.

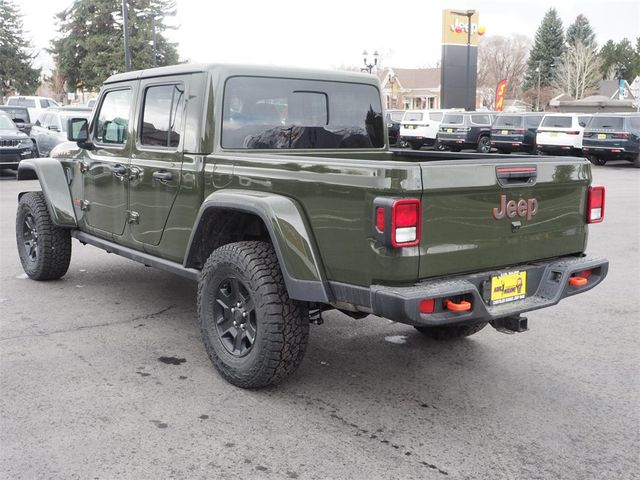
[21,0,640,73]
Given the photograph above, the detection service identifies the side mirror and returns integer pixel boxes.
[67,117,89,142]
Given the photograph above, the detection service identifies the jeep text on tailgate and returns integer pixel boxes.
[16,64,608,388]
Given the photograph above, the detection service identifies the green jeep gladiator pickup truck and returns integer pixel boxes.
[16,64,608,388]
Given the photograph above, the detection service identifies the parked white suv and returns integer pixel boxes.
[399,109,449,150]
[536,113,591,156]
[5,96,60,124]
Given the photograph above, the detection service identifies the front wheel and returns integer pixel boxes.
[415,322,487,340]
[198,241,309,388]
[16,191,72,280]
[477,136,491,153]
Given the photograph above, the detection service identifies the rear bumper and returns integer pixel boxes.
[335,255,608,326]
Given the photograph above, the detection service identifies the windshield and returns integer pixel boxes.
[222,76,384,149]
[494,115,523,127]
[8,98,36,108]
[0,114,17,130]
[541,116,572,128]
[0,107,30,123]
[404,112,423,122]
[587,116,624,129]
[442,113,464,124]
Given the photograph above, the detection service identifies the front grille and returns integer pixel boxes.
[0,139,20,147]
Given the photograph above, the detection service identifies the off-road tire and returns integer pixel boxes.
[198,241,309,388]
[632,153,640,168]
[477,136,491,153]
[16,191,71,280]
[415,322,487,340]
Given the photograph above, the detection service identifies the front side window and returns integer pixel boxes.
[222,76,384,149]
[95,89,132,145]
[140,84,185,148]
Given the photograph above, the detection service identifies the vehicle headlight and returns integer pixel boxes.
[19,138,33,149]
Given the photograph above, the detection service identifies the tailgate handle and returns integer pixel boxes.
[496,166,537,187]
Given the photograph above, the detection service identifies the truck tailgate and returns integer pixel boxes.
[418,158,590,279]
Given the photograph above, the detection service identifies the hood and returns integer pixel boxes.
[0,128,29,141]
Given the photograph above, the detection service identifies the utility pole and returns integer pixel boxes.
[122,0,131,71]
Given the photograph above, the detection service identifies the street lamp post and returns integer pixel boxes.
[362,50,379,74]
[536,61,542,112]
[452,10,475,111]
[122,0,131,71]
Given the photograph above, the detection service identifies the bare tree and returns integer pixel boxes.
[478,35,531,108]
[552,41,602,99]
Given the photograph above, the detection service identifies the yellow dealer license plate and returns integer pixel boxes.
[501,130,508,135]
[598,133,607,139]
[490,271,527,305]
[447,128,453,133]
[550,132,558,137]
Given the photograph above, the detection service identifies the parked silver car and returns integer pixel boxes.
[30,107,92,157]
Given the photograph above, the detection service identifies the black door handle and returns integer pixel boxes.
[152,171,173,183]
[111,164,127,176]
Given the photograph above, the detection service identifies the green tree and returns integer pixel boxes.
[51,0,179,92]
[598,38,640,81]
[0,0,41,98]
[566,14,596,48]
[523,8,565,92]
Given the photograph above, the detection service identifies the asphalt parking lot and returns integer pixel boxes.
[0,161,638,480]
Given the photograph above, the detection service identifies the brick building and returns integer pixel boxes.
[378,67,441,110]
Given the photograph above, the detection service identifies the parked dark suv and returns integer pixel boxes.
[0,111,34,169]
[385,109,404,146]
[491,113,543,154]
[438,112,495,152]
[582,113,640,167]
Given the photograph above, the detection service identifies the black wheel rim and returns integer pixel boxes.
[214,277,257,357]
[22,213,38,262]
[480,137,490,153]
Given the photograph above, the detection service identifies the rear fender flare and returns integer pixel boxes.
[17,158,77,227]
[185,190,331,303]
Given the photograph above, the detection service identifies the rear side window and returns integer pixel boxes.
[404,112,423,121]
[389,111,404,122]
[429,112,443,121]
[95,89,132,145]
[588,116,624,129]
[494,115,523,127]
[443,113,464,124]
[541,116,572,128]
[471,114,490,125]
[140,84,185,148]
[578,116,590,126]
[39,99,49,108]
[629,116,640,129]
[222,76,384,149]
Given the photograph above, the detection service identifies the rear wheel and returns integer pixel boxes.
[476,136,491,153]
[450,146,462,152]
[589,155,607,166]
[632,153,640,168]
[497,148,510,154]
[414,322,487,340]
[410,141,422,150]
[198,241,309,388]
[16,191,71,280]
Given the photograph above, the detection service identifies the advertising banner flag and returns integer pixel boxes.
[495,79,508,111]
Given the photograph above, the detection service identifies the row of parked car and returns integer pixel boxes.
[386,109,640,167]
[0,96,93,170]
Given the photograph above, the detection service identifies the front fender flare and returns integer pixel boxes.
[18,158,77,228]
[185,190,331,303]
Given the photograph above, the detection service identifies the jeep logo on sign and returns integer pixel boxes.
[492,194,538,221]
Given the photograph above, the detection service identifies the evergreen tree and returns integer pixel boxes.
[598,38,640,81]
[51,0,179,92]
[0,0,41,98]
[523,8,565,92]
[566,14,596,48]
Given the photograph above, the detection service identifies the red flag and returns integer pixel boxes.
[495,79,508,111]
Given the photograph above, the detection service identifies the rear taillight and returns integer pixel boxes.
[419,299,435,314]
[612,132,630,138]
[392,199,420,247]
[514,129,525,134]
[582,132,593,138]
[566,131,580,135]
[373,198,421,248]
[587,186,605,224]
